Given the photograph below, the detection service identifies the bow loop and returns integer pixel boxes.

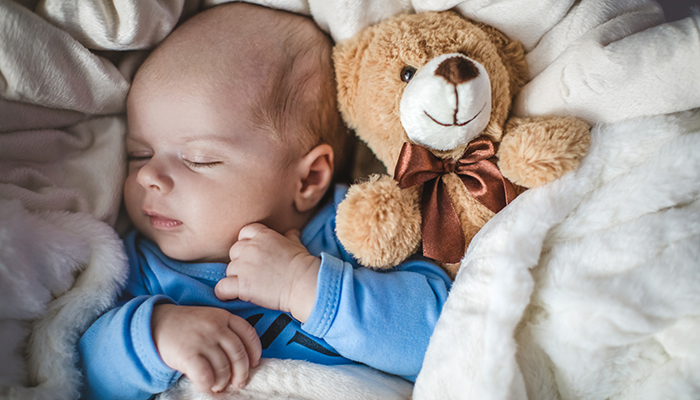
[393,137,515,264]
[455,138,496,166]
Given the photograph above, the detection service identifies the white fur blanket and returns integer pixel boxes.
[1,0,699,399]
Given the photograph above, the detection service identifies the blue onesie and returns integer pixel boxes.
[78,185,452,399]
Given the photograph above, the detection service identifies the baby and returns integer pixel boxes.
[78,3,452,399]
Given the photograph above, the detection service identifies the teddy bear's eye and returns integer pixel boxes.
[400,66,417,83]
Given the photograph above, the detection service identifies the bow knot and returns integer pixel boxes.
[394,137,515,263]
[442,159,456,174]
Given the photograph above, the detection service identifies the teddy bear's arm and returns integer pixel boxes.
[497,116,591,188]
[335,174,422,269]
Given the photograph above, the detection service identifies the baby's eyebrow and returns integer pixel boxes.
[180,134,236,147]
[125,136,148,145]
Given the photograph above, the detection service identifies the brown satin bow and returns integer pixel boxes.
[394,137,516,263]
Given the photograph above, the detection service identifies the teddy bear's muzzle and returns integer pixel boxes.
[400,53,492,151]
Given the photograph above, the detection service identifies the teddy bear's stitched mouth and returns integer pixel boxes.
[423,102,487,128]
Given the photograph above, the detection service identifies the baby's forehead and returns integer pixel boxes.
[134,24,316,105]
[128,3,333,153]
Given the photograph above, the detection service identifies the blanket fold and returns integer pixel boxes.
[1,2,131,397]
[0,1,129,114]
[35,0,185,51]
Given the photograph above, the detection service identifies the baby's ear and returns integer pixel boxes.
[294,144,334,213]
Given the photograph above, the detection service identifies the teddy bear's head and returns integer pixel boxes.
[333,10,528,170]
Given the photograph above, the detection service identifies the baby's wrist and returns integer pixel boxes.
[289,255,321,323]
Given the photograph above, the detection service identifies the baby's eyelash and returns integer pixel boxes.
[184,160,221,169]
[128,154,152,161]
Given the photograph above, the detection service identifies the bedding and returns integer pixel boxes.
[1,0,699,399]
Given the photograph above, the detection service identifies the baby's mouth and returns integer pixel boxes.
[145,211,183,230]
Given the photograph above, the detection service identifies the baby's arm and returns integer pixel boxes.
[214,223,451,380]
[79,295,180,400]
[79,296,261,399]
[303,255,452,381]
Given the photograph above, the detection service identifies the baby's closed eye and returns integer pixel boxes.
[127,151,153,162]
[181,154,223,169]
[184,160,221,169]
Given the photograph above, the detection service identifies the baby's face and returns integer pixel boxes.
[124,82,299,262]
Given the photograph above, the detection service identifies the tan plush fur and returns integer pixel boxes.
[333,11,590,278]
[335,175,422,268]
[499,116,591,187]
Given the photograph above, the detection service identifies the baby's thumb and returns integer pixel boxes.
[215,277,239,301]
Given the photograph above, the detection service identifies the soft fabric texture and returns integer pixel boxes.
[1,0,699,399]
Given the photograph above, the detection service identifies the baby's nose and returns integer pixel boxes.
[434,56,480,85]
[136,159,173,193]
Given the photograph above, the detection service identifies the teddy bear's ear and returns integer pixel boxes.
[332,31,373,129]
[472,21,529,99]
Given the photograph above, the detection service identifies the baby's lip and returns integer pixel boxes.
[144,210,183,230]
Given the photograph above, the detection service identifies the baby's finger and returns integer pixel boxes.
[220,339,250,389]
[228,240,248,261]
[238,223,267,241]
[228,315,262,367]
[215,276,239,301]
[204,347,232,393]
[219,329,255,388]
[184,354,216,394]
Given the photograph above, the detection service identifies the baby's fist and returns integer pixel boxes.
[215,223,320,322]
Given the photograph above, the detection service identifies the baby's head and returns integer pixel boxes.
[124,2,345,262]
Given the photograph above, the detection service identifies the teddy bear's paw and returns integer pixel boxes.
[336,175,422,269]
[498,116,591,188]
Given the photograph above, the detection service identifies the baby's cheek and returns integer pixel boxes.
[202,226,241,263]
[123,183,143,222]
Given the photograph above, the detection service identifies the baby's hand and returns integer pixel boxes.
[151,304,262,393]
[215,223,320,322]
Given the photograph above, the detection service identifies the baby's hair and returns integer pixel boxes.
[250,16,349,176]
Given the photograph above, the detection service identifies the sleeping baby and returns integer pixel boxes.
[77,2,451,399]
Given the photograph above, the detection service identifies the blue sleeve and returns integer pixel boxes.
[78,294,181,400]
[79,232,180,400]
[302,253,451,381]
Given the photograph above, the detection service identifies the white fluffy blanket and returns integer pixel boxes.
[1,0,699,399]
[416,109,700,400]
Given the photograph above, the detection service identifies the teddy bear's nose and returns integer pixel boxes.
[435,56,480,85]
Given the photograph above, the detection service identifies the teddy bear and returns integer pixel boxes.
[332,10,591,279]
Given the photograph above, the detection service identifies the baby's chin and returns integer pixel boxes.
[156,238,229,263]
